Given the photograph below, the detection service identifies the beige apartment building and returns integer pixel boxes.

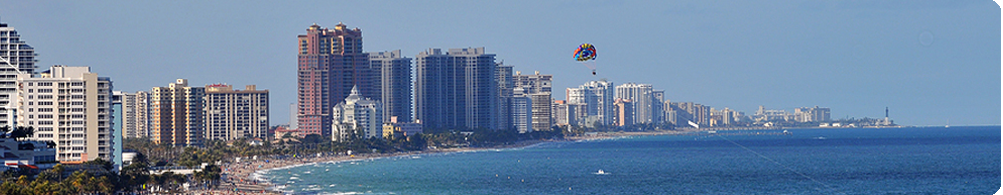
[205,84,268,141]
[150,79,204,147]
[15,65,113,163]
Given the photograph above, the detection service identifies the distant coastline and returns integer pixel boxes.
[223,125,986,194]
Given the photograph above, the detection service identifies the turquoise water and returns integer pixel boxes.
[262,126,1000,194]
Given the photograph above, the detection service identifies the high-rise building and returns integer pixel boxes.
[0,21,36,128]
[115,91,148,139]
[615,83,654,125]
[511,87,532,133]
[666,101,709,126]
[205,84,269,141]
[134,91,149,138]
[288,103,297,129]
[496,65,514,131]
[414,48,498,132]
[150,79,205,147]
[614,99,634,127]
[16,66,113,163]
[552,100,569,126]
[111,91,124,170]
[513,71,552,93]
[794,106,830,122]
[331,86,382,142]
[369,50,411,123]
[514,71,553,131]
[528,93,552,131]
[651,90,665,124]
[297,23,375,137]
[567,80,614,127]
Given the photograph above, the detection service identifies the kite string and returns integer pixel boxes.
[715,134,838,192]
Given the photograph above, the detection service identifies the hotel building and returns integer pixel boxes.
[331,86,382,142]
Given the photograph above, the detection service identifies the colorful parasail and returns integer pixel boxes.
[574,43,597,61]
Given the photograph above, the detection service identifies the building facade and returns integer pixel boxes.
[369,50,411,123]
[205,84,269,141]
[495,65,513,131]
[614,99,634,127]
[511,88,532,133]
[0,21,36,128]
[514,71,553,131]
[297,23,375,137]
[794,106,830,122]
[115,91,149,139]
[552,100,569,126]
[15,66,113,163]
[414,48,498,132]
[331,86,382,142]
[566,80,615,127]
[150,79,205,147]
[615,83,654,125]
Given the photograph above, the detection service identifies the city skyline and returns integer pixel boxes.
[0,1,997,126]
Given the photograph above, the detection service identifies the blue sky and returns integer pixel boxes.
[0,0,998,126]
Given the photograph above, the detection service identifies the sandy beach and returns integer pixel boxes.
[209,130,692,194]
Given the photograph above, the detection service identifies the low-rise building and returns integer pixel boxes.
[0,138,57,170]
[382,117,423,139]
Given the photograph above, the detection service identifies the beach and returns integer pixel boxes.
[210,130,688,194]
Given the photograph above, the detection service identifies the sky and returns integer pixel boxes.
[0,0,998,126]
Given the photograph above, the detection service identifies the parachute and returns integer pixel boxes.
[574,43,597,75]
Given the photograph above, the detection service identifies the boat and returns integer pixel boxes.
[595,169,609,175]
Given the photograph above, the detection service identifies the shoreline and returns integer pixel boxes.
[213,139,550,194]
[205,126,980,194]
[210,128,754,194]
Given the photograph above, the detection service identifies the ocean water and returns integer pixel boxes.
[261,126,1000,194]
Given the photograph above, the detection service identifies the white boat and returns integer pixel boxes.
[595,169,609,175]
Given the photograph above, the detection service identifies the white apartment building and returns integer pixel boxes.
[567,80,615,126]
[0,21,36,128]
[15,66,113,163]
[332,86,382,142]
[615,83,654,125]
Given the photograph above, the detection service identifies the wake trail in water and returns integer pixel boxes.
[715,134,840,193]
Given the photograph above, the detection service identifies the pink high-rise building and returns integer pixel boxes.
[297,23,376,137]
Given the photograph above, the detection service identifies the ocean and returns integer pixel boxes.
[260,126,1000,194]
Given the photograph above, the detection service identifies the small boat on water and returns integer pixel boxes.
[595,169,609,175]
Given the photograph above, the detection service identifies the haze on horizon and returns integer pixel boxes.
[0,0,998,126]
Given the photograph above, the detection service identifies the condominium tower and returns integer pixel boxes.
[115,91,149,139]
[513,71,553,131]
[0,21,36,127]
[414,48,498,132]
[496,65,513,131]
[567,80,615,126]
[368,50,411,123]
[16,66,113,163]
[615,83,654,124]
[297,23,376,137]
[150,79,205,147]
[205,84,269,141]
